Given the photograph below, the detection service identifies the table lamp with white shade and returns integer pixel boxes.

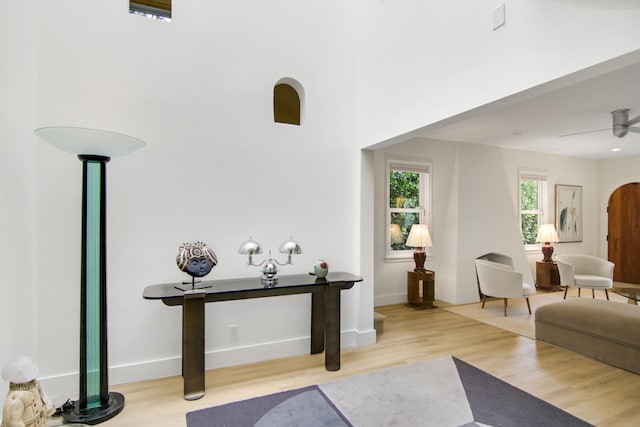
[536,223,559,263]
[405,224,432,272]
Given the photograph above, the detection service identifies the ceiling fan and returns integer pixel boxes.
[560,109,640,138]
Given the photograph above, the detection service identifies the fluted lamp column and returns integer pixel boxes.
[536,224,559,263]
[35,126,145,425]
[405,224,433,272]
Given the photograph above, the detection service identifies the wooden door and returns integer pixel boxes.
[608,182,640,284]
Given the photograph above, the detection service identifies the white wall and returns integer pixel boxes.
[373,139,458,305]
[356,0,640,147]
[358,0,640,307]
[373,139,602,306]
[0,0,38,394]
[5,0,640,407]
[454,143,532,303]
[29,0,375,402]
[500,148,600,273]
[597,155,640,257]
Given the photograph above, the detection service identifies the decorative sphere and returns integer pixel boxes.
[262,260,279,278]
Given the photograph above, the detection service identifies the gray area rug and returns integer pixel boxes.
[186,356,593,427]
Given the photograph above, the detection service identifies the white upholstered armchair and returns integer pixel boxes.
[474,258,536,316]
[555,254,614,300]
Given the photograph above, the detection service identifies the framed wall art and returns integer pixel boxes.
[555,184,583,242]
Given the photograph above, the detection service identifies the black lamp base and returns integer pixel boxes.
[63,392,125,425]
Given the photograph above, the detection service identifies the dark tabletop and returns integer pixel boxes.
[143,271,363,301]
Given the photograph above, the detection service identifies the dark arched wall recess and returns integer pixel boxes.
[274,83,301,125]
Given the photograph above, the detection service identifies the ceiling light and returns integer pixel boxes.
[611,147,621,152]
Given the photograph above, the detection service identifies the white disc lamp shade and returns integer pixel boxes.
[34,126,144,425]
[405,224,433,272]
[34,126,145,157]
[536,224,559,263]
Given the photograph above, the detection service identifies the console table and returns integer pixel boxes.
[143,272,362,400]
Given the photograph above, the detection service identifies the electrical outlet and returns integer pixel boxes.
[229,324,239,338]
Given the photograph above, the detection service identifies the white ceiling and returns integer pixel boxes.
[417,60,640,160]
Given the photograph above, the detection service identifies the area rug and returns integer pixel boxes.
[444,290,629,339]
[186,356,592,427]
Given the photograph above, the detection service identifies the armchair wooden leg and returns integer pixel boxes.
[592,289,595,298]
[578,288,581,297]
[605,289,610,300]
[563,286,568,300]
[526,298,532,315]
[481,295,486,309]
[503,298,508,317]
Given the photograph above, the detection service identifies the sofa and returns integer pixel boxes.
[536,298,640,374]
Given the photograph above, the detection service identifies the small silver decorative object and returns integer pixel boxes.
[239,236,301,286]
[261,258,279,287]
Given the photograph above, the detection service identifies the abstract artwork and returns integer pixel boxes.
[555,184,583,242]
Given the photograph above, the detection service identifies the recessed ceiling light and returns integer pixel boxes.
[611,147,621,152]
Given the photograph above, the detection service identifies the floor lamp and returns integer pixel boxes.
[35,126,145,424]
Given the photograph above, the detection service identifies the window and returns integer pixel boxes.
[130,0,171,21]
[519,172,548,246]
[387,161,431,259]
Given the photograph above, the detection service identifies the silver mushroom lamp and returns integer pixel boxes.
[239,237,302,286]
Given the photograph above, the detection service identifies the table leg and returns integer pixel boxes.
[325,285,341,371]
[422,273,437,309]
[310,289,325,354]
[183,292,205,401]
[406,271,420,306]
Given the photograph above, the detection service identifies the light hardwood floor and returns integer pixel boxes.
[87,302,640,427]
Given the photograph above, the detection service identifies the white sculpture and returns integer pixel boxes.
[1,357,54,427]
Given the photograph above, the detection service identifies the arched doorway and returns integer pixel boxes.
[608,182,640,284]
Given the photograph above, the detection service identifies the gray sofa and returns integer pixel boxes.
[535,298,640,374]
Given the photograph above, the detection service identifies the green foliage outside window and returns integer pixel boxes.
[390,171,419,208]
[521,179,540,244]
[390,171,421,250]
[521,213,538,244]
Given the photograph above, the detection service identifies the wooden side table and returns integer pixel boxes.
[536,261,561,291]
[406,270,437,309]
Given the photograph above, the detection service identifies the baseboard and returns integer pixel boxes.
[342,327,377,347]
[374,293,407,307]
[39,329,376,405]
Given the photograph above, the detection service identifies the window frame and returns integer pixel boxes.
[519,171,548,250]
[385,159,432,261]
[130,1,172,21]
